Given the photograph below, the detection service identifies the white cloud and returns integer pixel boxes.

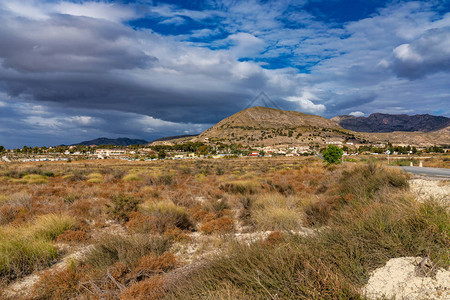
[226,32,266,57]
[2,1,49,20]
[54,2,136,22]
[350,111,365,117]
[286,91,326,114]
[1,1,136,22]
[159,16,186,25]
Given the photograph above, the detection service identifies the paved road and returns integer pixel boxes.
[400,166,450,178]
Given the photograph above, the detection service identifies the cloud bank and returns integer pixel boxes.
[0,0,449,147]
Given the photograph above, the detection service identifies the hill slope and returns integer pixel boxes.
[194,106,351,146]
[192,107,449,147]
[332,113,450,132]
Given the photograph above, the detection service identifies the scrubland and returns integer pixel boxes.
[0,158,448,299]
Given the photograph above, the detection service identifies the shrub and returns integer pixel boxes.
[0,214,75,281]
[87,172,103,183]
[252,207,300,230]
[322,145,343,164]
[219,180,260,195]
[32,261,84,299]
[107,194,141,222]
[0,233,58,280]
[20,174,48,184]
[84,235,172,269]
[305,163,409,226]
[134,252,178,275]
[200,217,235,234]
[123,173,142,181]
[119,276,165,300]
[134,201,194,233]
[56,230,89,244]
[32,214,78,240]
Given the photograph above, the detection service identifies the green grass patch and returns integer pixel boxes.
[0,214,77,281]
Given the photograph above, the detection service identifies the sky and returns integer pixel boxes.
[0,0,449,148]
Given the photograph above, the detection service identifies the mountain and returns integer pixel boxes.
[193,106,351,146]
[72,137,148,146]
[332,113,450,133]
[190,106,449,147]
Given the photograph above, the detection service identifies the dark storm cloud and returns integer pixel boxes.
[0,14,155,73]
[0,0,449,148]
[390,27,450,80]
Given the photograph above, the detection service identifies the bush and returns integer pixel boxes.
[219,180,260,195]
[84,235,172,269]
[322,145,343,164]
[87,172,103,183]
[32,214,78,240]
[200,217,235,234]
[305,163,409,226]
[107,194,141,222]
[119,276,165,300]
[123,173,142,181]
[128,202,194,234]
[32,261,84,299]
[56,230,89,244]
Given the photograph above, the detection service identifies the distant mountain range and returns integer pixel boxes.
[72,137,148,146]
[71,135,200,146]
[151,134,198,142]
[331,113,450,133]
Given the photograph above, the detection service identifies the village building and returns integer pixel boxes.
[95,149,127,156]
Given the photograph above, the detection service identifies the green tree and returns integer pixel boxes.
[158,149,166,159]
[0,145,4,153]
[322,145,343,164]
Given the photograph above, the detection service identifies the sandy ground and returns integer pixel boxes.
[409,178,449,204]
[363,257,450,300]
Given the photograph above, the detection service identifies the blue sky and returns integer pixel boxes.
[0,0,449,148]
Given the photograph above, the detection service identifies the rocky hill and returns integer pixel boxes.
[191,107,449,147]
[193,106,355,146]
[332,113,450,132]
[72,137,148,146]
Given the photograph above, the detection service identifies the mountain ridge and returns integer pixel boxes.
[332,113,450,132]
[71,137,148,146]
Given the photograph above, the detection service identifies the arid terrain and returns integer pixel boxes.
[188,107,450,147]
[0,157,448,299]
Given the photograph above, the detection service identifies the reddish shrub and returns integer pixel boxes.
[56,230,89,244]
[32,263,86,299]
[200,216,235,234]
[163,227,190,242]
[134,252,178,275]
[119,276,165,300]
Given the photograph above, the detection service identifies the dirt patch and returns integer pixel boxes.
[363,257,450,300]
[409,179,449,204]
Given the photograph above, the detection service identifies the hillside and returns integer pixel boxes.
[332,113,450,132]
[191,106,449,147]
[72,137,148,146]
[193,106,355,146]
